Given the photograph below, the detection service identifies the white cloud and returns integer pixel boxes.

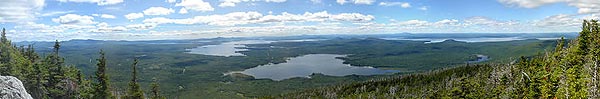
[58,0,124,5]
[353,0,375,5]
[9,15,590,41]
[434,19,460,26]
[14,22,52,30]
[166,0,176,3]
[265,0,286,3]
[310,0,322,4]
[419,6,428,10]
[463,16,518,26]
[97,22,109,27]
[373,17,582,33]
[91,22,126,33]
[218,0,242,8]
[0,0,45,23]
[497,0,563,8]
[100,14,116,19]
[125,13,144,20]
[336,0,347,5]
[337,0,375,5]
[98,0,124,5]
[390,20,429,26]
[91,26,127,33]
[142,11,374,26]
[218,0,287,8]
[143,12,264,26]
[379,2,410,8]
[52,14,97,25]
[533,14,581,27]
[179,8,189,14]
[498,0,600,14]
[126,23,158,30]
[176,0,214,12]
[143,7,175,15]
[219,1,237,7]
[38,11,75,17]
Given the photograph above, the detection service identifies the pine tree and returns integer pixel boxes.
[93,50,113,99]
[45,40,66,99]
[0,28,13,75]
[548,37,566,98]
[78,75,94,99]
[1,28,7,44]
[22,45,46,99]
[150,78,165,99]
[0,28,91,99]
[123,58,144,99]
[589,19,600,99]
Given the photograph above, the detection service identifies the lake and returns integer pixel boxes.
[229,54,400,81]
[467,54,490,63]
[185,40,274,57]
[185,39,324,57]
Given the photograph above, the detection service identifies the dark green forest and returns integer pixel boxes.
[272,20,600,98]
[0,28,165,99]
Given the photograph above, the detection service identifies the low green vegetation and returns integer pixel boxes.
[273,20,600,98]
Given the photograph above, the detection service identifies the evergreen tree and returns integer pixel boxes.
[589,20,600,99]
[150,78,165,99]
[23,45,46,99]
[78,75,94,99]
[93,50,113,99]
[1,28,7,44]
[123,58,144,99]
[45,40,66,99]
[0,28,12,75]
[0,28,91,99]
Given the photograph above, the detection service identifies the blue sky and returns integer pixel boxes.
[0,0,598,41]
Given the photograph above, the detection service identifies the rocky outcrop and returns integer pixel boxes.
[0,75,32,99]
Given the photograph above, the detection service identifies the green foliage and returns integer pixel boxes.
[0,28,183,99]
[44,40,66,98]
[93,50,114,99]
[123,58,144,99]
[0,28,91,99]
[150,78,166,99]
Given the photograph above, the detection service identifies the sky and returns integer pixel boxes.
[0,0,598,41]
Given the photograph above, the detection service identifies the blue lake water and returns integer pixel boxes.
[185,39,323,57]
[230,54,400,81]
[185,40,274,57]
[467,54,490,63]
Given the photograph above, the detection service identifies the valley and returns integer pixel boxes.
[18,33,571,98]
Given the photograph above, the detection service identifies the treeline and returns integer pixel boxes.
[0,28,165,99]
[272,20,600,98]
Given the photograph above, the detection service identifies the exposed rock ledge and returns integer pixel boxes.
[0,75,32,99]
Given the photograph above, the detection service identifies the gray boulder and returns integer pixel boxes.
[0,75,33,99]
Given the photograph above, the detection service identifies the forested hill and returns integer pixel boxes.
[0,27,166,99]
[271,20,600,99]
